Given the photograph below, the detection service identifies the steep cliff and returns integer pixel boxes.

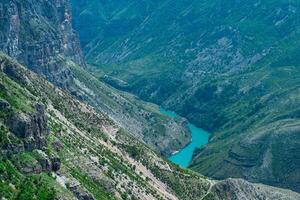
[0,0,85,88]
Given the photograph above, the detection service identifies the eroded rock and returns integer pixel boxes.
[3,103,49,154]
[7,103,48,139]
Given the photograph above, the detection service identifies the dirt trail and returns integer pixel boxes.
[200,179,215,200]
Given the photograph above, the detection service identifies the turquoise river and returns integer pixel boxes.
[160,108,210,168]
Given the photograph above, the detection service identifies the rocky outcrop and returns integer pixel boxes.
[0,0,85,88]
[210,178,300,200]
[52,140,64,152]
[14,154,61,174]
[67,181,95,200]
[8,104,48,138]
[39,156,61,172]
[0,58,30,85]
[5,103,49,153]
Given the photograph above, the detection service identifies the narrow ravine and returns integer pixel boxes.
[160,108,210,168]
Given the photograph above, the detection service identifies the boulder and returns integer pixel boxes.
[69,185,95,200]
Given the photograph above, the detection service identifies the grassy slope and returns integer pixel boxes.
[0,72,61,200]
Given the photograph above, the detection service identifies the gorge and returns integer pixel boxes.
[160,108,210,168]
[0,0,299,199]
[71,0,300,193]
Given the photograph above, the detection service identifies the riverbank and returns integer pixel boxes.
[160,108,210,168]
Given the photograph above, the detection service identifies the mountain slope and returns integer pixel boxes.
[0,0,191,156]
[68,61,190,156]
[189,64,300,191]
[2,53,299,199]
[0,53,203,200]
[71,0,161,48]
[71,0,300,192]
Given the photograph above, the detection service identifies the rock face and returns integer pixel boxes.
[15,155,61,174]
[0,0,85,88]
[5,103,49,153]
[8,104,48,139]
[8,104,48,138]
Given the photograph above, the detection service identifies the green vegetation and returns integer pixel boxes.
[70,168,115,200]
[0,72,34,113]
[71,0,300,192]
[0,0,300,197]
[0,159,55,200]
[0,54,210,199]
